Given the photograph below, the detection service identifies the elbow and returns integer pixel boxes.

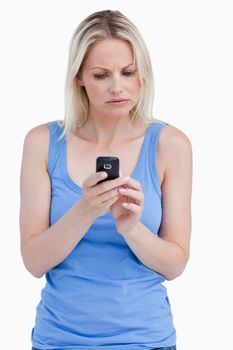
[166,253,190,281]
[21,255,44,278]
[165,269,184,281]
[20,243,45,278]
[24,261,44,278]
[31,270,44,279]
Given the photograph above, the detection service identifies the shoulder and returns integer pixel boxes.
[157,123,193,173]
[158,122,192,153]
[23,123,50,169]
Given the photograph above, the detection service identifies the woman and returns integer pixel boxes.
[20,9,192,350]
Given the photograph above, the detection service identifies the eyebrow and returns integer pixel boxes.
[90,63,135,71]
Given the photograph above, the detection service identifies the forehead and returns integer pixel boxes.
[84,39,135,68]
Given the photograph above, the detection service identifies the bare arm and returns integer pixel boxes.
[122,125,193,280]
[19,124,93,278]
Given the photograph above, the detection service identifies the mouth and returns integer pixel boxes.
[106,99,130,104]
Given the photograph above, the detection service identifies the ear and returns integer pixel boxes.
[77,77,84,86]
[76,73,84,86]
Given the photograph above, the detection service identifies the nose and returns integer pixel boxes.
[109,74,123,95]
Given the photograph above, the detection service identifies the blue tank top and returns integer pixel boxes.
[31,119,176,350]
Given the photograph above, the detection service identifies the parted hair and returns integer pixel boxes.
[57,9,158,140]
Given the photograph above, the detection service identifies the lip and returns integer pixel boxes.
[106,99,130,104]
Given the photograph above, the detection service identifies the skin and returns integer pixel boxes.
[75,38,150,234]
[20,38,192,280]
[76,38,143,146]
[76,38,192,278]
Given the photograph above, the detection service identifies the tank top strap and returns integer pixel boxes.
[147,120,169,198]
[149,120,169,151]
[47,120,64,177]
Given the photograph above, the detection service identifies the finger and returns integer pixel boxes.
[118,187,143,205]
[122,202,141,213]
[98,187,120,204]
[83,171,108,188]
[102,193,120,207]
[120,177,141,191]
[92,176,131,196]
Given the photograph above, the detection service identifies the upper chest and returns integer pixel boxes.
[65,128,165,189]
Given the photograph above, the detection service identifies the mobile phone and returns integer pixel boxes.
[96,156,119,184]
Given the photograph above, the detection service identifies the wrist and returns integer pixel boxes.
[121,223,139,240]
[74,199,95,225]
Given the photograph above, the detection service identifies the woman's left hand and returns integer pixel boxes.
[110,174,144,236]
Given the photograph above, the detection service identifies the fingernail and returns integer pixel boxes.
[122,176,130,181]
[119,188,126,193]
[101,172,108,178]
[119,171,123,177]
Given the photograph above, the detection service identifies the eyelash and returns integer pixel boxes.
[93,70,136,80]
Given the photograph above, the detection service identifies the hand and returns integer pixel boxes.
[79,171,131,222]
[110,173,144,236]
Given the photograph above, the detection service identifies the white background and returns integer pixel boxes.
[0,0,233,349]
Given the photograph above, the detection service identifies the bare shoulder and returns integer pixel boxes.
[156,123,192,187]
[158,123,192,150]
[158,123,192,165]
[23,123,50,169]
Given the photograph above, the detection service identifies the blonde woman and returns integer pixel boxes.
[20,9,192,350]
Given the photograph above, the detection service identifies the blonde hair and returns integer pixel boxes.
[57,9,158,140]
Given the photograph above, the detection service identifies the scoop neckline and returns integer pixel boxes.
[59,122,154,194]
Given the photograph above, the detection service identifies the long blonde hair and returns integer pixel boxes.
[57,9,158,140]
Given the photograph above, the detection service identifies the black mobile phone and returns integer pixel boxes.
[96,156,119,184]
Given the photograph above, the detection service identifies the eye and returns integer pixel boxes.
[123,70,136,77]
[93,73,108,80]
[93,70,137,80]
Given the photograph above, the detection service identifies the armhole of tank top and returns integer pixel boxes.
[47,121,61,178]
[150,121,169,201]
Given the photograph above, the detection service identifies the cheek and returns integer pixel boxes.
[129,79,141,95]
[85,82,104,99]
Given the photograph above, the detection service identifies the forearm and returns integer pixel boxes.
[21,201,93,278]
[122,222,189,280]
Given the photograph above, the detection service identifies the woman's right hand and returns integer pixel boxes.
[78,171,130,222]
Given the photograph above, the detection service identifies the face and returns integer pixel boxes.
[77,38,141,119]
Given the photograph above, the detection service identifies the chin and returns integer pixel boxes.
[108,110,131,118]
